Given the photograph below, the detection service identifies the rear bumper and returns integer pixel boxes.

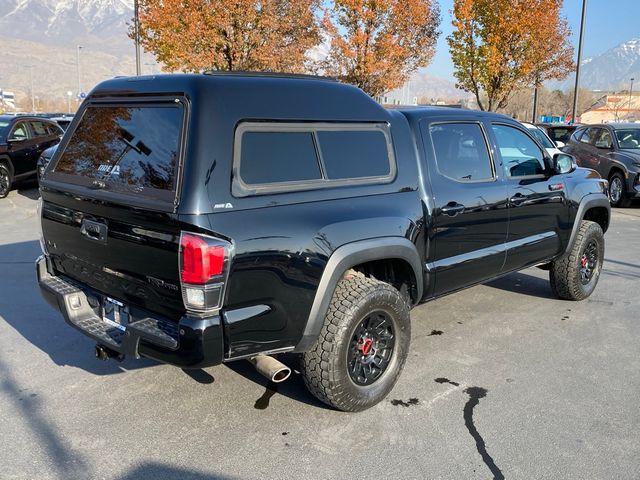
[36,256,224,368]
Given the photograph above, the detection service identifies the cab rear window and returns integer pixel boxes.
[52,103,183,204]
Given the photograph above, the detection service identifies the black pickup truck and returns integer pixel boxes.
[37,73,610,411]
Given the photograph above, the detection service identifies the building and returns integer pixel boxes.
[581,92,640,123]
[0,89,16,112]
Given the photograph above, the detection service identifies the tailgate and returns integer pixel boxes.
[41,192,185,319]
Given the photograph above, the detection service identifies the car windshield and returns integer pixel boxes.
[0,121,10,137]
[615,129,640,149]
[529,127,554,148]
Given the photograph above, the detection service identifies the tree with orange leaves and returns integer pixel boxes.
[322,0,441,98]
[135,0,322,73]
[448,0,574,111]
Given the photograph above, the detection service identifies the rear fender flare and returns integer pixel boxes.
[294,237,423,352]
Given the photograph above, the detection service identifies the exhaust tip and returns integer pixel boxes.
[249,355,291,383]
[271,366,291,383]
[95,344,123,362]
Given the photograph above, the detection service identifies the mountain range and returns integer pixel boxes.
[0,0,638,108]
[574,38,640,91]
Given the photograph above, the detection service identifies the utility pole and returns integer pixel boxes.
[532,85,539,123]
[76,45,83,99]
[134,0,141,76]
[571,0,587,124]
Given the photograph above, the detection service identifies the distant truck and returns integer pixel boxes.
[37,73,610,411]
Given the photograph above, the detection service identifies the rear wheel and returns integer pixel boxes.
[608,172,631,207]
[0,164,12,199]
[550,220,604,301]
[300,274,411,412]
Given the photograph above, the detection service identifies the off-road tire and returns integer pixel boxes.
[608,171,632,208]
[300,274,411,412]
[0,163,12,199]
[550,220,604,301]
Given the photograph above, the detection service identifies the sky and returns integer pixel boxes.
[427,0,640,81]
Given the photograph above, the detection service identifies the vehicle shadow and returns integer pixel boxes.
[0,352,92,479]
[484,271,555,299]
[1,350,230,480]
[225,354,332,410]
[0,240,157,375]
[15,180,40,200]
[116,463,234,480]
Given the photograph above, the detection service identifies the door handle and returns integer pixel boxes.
[441,202,465,216]
[509,193,526,206]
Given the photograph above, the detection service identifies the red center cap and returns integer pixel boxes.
[361,338,374,356]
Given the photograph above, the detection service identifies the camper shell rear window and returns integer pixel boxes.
[51,101,185,206]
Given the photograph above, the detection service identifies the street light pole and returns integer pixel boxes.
[76,45,83,99]
[134,0,141,76]
[571,0,587,124]
[628,78,635,119]
[29,66,35,112]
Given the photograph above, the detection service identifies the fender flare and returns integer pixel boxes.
[564,193,610,256]
[294,237,423,352]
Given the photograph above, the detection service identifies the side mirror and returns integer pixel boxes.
[553,153,577,174]
[555,140,565,148]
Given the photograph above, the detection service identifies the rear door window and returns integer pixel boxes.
[594,129,613,149]
[30,121,50,137]
[429,123,494,182]
[52,103,184,204]
[579,127,598,145]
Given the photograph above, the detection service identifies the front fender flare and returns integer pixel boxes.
[564,193,610,256]
[294,237,423,352]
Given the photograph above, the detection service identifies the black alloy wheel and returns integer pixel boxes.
[0,165,11,198]
[347,311,395,386]
[579,240,599,285]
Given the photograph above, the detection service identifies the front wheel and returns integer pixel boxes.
[608,172,631,207]
[0,164,12,199]
[300,274,411,412]
[550,220,604,301]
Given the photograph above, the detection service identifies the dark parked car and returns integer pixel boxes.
[0,115,63,197]
[50,115,74,131]
[37,73,610,411]
[536,123,578,146]
[37,117,74,179]
[37,144,58,179]
[563,123,640,207]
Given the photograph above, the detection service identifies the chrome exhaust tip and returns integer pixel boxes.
[248,355,291,383]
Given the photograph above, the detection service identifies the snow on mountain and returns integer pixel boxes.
[0,0,134,46]
[554,38,640,91]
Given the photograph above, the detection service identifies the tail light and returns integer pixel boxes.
[179,232,234,314]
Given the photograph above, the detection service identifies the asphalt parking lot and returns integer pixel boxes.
[0,184,638,480]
